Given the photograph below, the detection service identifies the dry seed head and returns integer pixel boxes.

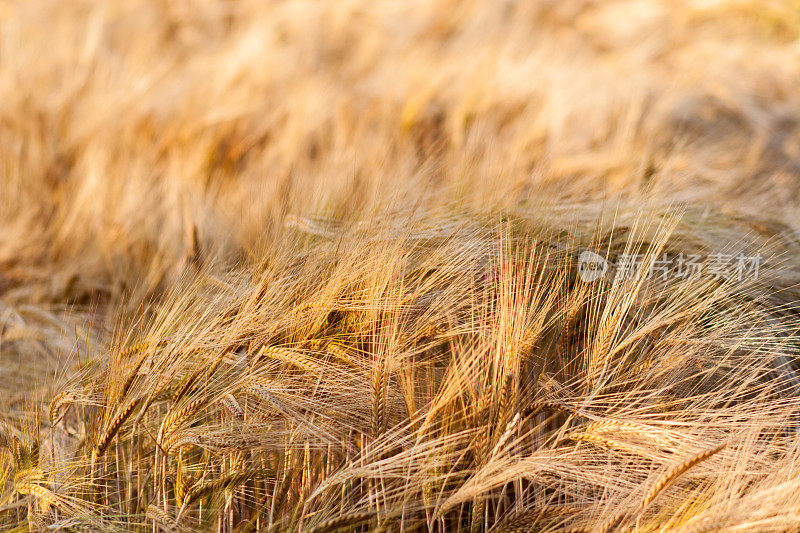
[523,399,580,419]
[15,482,57,512]
[49,390,80,426]
[14,466,44,485]
[171,351,217,403]
[561,432,634,453]
[326,342,360,368]
[146,504,179,533]
[588,307,623,387]
[159,398,207,445]
[639,442,727,512]
[182,469,261,506]
[673,517,729,533]
[259,345,326,374]
[118,340,166,358]
[490,412,521,457]
[220,393,244,418]
[93,397,142,461]
[557,300,582,362]
[581,419,675,447]
[371,358,388,437]
[163,432,202,455]
[11,436,22,464]
[496,372,514,425]
[117,353,148,401]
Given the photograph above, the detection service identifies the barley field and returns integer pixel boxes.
[2,1,800,531]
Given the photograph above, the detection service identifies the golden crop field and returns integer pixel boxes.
[2,1,800,531]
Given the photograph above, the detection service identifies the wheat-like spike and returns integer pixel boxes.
[11,436,22,464]
[326,342,360,368]
[260,345,326,374]
[158,398,207,446]
[557,298,581,362]
[15,482,58,511]
[303,338,326,350]
[146,504,179,533]
[471,388,493,465]
[182,469,262,506]
[163,432,202,454]
[243,384,296,417]
[92,397,142,462]
[561,432,635,454]
[522,399,581,419]
[371,358,387,437]
[49,390,80,426]
[638,442,727,512]
[471,499,485,533]
[519,326,539,355]
[270,459,298,519]
[496,372,514,426]
[171,350,220,403]
[305,511,375,533]
[470,384,497,532]
[581,419,675,447]
[291,299,335,315]
[597,442,727,533]
[117,339,167,358]
[415,321,445,340]
[44,518,107,532]
[117,352,148,401]
[220,393,244,418]
[175,451,189,506]
[13,467,44,485]
[490,412,520,457]
[475,385,493,425]
[588,308,622,388]
[541,505,582,517]
[374,516,399,533]
[204,349,229,380]
[30,438,39,466]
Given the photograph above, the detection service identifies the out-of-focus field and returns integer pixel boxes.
[2,1,800,531]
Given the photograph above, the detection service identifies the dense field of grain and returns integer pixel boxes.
[2,1,800,531]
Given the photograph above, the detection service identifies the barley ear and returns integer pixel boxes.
[49,390,79,426]
[638,442,727,513]
[92,397,142,461]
